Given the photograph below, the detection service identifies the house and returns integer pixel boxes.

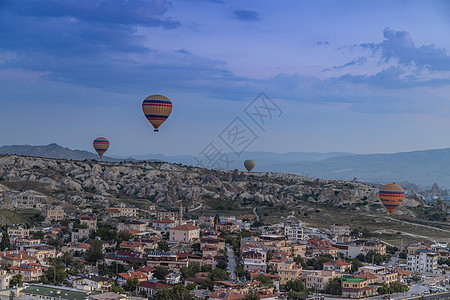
[198,215,215,227]
[80,215,97,231]
[0,270,13,290]
[157,208,179,221]
[137,281,170,298]
[341,276,378,298]
[312,245,338,258]
[354,273,377,284]
[13,191,45,209]
[215,221,239,233]
[9,263,43,282]
[152,217,175,231]
[304,270,342,290]
[8,225,30,238]
[107,203,138,218]
[201,236,226,251]
[104,250,144,266]
[330,223,350,236]
[323,260,352,273]
[22,243,57,262]
[242,249,267,272]
[406,249,439,274]
[73,276,112,292]
[117,220,146,232]
[0,250,36,268]
[209,289,245,300]
[277,261,302,284]
[146,251,189,272]
[72,228,90,242]
[284,224,305,242]
[165,273,181,285]
[62,242,91,254]
[20,284,94,300]
[119,241,147,252]
[169,224,200,243]
[184,276,208,287]
[118,271,148,284]
[45,206,66,222]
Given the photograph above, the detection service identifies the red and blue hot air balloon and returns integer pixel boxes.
[93,137,109,158]
[378,183,405,215]
[142,94,173,132]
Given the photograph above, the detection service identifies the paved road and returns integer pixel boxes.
[253,207,260,221]
[226,244,237,279]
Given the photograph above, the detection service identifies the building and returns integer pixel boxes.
[277,261,302,284]
[199,215,215,227]
[117,220,146,232]
[242,249,267,272]
[284,224,304,242]
[152,217,175,231]
[169,224,200,243]
[62,242,91,254]
[341,276,378,298]
[107,204,138,218]
[201,236,226,251]
[80,215,97,231]
[157,208,179,221]
[119,241,147,252]
[323,260,352,273]
[20,284,96,300]
[9,263,44,282]
[209,289,245,300]
[407,242,429,255]
[312,245,338,257]
[0,270,13,289]
[45,206,66,222]
[146,252,189,272]
[137,281,171,298]
[406,249,439,274]
[305,270,341,291]
[330,223,351,236]
[8,225,30,238]
[13,191,45,209]
[72,228,90,242]
[0,250,35,268]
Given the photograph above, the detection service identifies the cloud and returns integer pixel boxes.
[325,57,367,71]
[233,10,260,21]
[316,41,330,46]
[361,28,450,71]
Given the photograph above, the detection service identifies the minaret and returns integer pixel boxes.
[178,202,183,226]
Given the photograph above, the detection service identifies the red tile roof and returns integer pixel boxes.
[323,260,351,266]
[153,217,175,224]
[209,289,244,300]
[137,281,170,289]
[171,224,200,231]
[118,271,147,280]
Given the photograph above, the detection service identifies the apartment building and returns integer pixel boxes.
[406,249,438,274]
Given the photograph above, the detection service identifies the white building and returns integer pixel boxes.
[406,249,439,274]
[284,224,304,242]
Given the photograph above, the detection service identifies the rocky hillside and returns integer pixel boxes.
[0,154,384,211]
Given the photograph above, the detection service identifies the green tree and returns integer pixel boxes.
[180,262,200,279]
[157,240,170,252]
[40,265,67,285]
[217,260,227,270]
[256,275,273,287]
[324,277,342,295]
[209,268,229,281]
[399,251,407,259]
[266,251,274,261]
[122,278,139,292]
[244,289,260,300]
[84,240,104,263]
[0,231,11,251]
[9,274,23,287]
[109,283,125,294]
[151,285,194,300]
[154,266,169,280]
[281,279,306,293]
[351,259,363,273]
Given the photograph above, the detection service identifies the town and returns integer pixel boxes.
[0,190,447,300]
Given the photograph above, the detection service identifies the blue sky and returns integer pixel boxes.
[1,0,450,156]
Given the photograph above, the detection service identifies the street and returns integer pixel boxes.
[226,244,237,279]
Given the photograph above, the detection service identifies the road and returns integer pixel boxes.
[253,207,260,221]
[226,244,237,279]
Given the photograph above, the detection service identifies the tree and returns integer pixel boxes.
[351,259,363,273]
[281,279,306,293]
[154,266,169,280]
[324,277,342,295]
[209,268,229,281]
[217,260,227,270]
[244,289,260,300]
[157,241,170,252]
[399,251,407,259]
[85,240,104,263]
[9,275,22,287]
[0,231,11,251]
[109,283,125,294]
[256,275,273,287]
[180,263,200,279]
[40,265,67,285]
[151,285,194,300]
[122,278,139,292]
[266,251,274,261]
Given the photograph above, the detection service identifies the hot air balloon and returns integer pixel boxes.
[379,183,405,214]
[142,94,173,132]
[93,137,109,158]
[244,160,255,172]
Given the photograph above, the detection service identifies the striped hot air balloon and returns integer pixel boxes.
[379,183,405,214]
[93,137,109,158]
[142,94,173,132]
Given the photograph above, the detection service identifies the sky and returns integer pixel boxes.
[1,0,450,157]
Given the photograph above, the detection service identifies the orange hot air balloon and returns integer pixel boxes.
[93,137,109,158]
[378,183,405,214]
[142,94,173,132]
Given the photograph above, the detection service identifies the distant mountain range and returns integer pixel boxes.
[0,143,129,162]
[1,143,449,188]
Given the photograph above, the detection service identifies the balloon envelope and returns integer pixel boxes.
[244,160,255,172]
[142,94,173,132]
[93,137,109,158]
[379,183,405,214]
